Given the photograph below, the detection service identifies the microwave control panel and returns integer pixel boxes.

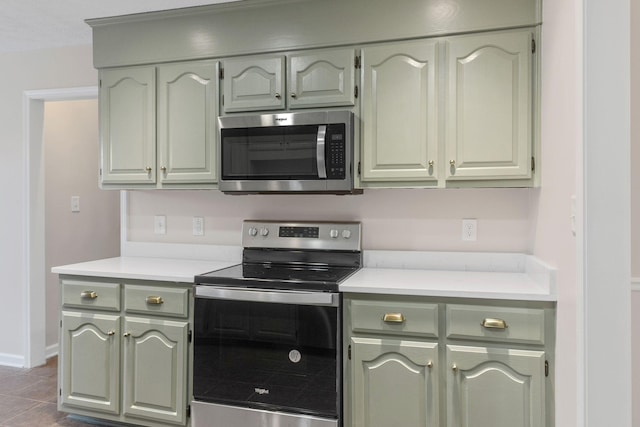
[326,124,346,179]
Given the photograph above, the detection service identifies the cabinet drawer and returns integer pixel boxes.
[62,280,120,311]
[350,300,438,338]
[124,285,189,318]
[446,305,545,345]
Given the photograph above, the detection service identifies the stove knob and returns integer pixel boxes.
[260,227,269,237]
[342,230,352,239]
[330,229,339,239]
[248,227,258,237]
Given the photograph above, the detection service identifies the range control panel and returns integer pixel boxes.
[242,220,361,251]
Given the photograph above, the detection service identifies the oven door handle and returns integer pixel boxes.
[316,125,327,179]
[195,286,338,307]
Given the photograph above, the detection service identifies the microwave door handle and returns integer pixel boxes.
[316,125,327,179]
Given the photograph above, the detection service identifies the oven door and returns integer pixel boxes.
[192,286,341,426]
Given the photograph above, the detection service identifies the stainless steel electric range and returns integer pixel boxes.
[192,220,362,427]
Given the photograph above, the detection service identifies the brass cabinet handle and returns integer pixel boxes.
[428,160,434,167]
[146,296,164,305]
[382,313,405,323]
[80,291,97,300]
[291,92,297,99]
[107,330,115,336]
[481,318,508,330]
[427,361,433,369]
[452,364,458,372]
[161,166,167,173]
[145,166,152,173]
[449,160,456,166]
[275,93,281,99]
[123,332,131,337]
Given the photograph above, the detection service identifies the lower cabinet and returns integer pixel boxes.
[58,278,192,427]
[344,294,555,427]
[351,337,439,427]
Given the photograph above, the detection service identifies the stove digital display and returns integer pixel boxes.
[279,226,319,238]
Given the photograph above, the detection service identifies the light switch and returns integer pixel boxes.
[71,196,80,213]
[154,215,166,235]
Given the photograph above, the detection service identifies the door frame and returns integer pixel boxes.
[23,86,98,368]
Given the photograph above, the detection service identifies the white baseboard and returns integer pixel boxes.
[0,352,25,368]
[46,343,58,359]
[632,277,640,292]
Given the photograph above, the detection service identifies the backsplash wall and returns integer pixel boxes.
[127,188,532,253]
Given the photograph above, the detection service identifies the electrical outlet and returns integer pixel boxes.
[154,215,166,235]
[70,196,80,213]
[462,219,477,241]
[193,217,204,236]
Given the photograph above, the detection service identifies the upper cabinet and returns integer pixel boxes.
[100,66,156,185]
[100,61,218,189]
[360,40,438,183]
[445,30,534,181]
[221,48,357,113]
[358,28,537,188]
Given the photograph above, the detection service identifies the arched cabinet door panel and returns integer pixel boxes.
[157,61,218,184]
[351,337,439,427]
[100,66,156,185]
[222,55,285,112]
[361,40,438,182]
[446,29,534,181]
[446,344,545,427]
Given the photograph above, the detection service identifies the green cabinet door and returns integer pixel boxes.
[445,29,533,181]
[157,61,219,184]
[122,316,189,425]
[222,55,285,112]
[59,311,120,415]
[351,336,439,427]
[288,48,356,109]
[361,40,438,183]
[446,344,545,427]
[100,66,156,185]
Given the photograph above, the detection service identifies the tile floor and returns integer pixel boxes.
[0,357,95,427]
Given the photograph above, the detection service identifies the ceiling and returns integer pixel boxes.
[0,0,241,53]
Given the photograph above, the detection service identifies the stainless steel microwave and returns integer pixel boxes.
[218,110,357,194]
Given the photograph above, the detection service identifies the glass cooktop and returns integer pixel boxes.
[196,263,360,292]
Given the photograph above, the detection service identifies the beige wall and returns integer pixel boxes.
[0,45,97,361]
[127,188,532,252]
[44,99,120,351]
[631,0,640,425]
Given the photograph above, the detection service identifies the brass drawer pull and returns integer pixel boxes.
[382,313,405,323]
[146,296,164,305]
[80,291,97,300]
[481,318,508,330]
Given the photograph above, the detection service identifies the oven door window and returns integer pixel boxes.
[193,298,339,418]
[221,125,321,180]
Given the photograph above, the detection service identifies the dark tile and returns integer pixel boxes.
[0,396,40,422]
[0,374,40,395]
[15,376,58,403]
[0,402,65,427]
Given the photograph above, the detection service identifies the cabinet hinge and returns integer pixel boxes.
[531,156,536,172]
[59,388,62,397]
[348,344,352,360]
[532,38,536,54]
[187,405,191,418]
[60,320,62,328]
[354,85,359,99]
[99,79,102,88]
[219,68,224,79]
[357,161,361,177]
[188,330,193,343]
[545,360,549,377]
[355,55,361,69]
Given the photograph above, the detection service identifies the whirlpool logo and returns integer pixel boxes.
[254,388,270,395]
